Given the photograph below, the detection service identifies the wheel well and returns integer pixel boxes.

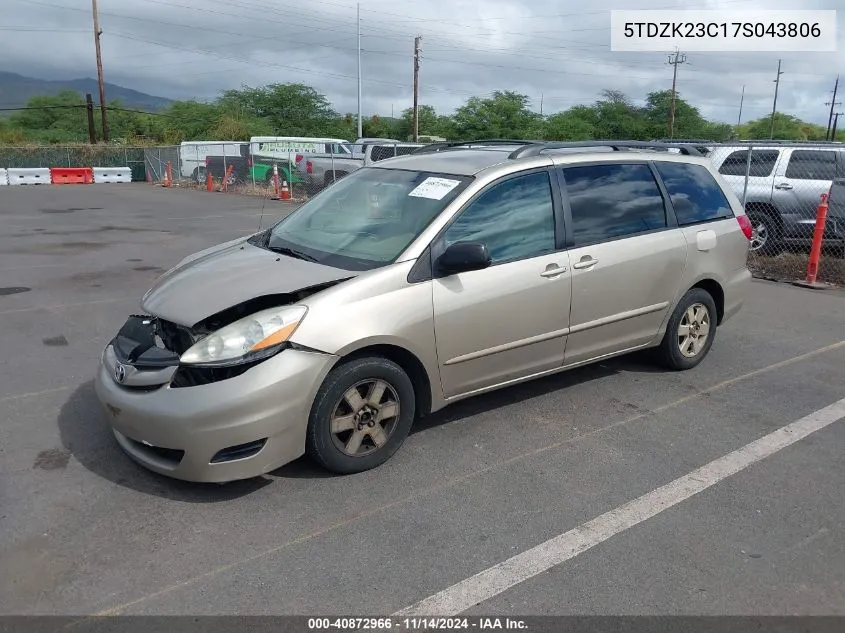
[691,279,724,324]
[745,202,781,225]
[341,344,433,418]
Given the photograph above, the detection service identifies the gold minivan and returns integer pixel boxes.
[94,141,752,482]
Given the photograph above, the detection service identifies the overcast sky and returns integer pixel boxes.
[1,0,843,126]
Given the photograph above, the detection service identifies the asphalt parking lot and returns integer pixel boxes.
[1,183,844,618]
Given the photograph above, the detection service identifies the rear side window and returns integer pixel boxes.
[562,163,667,247]
[654,162,734,226]
[785,150,839,180]
[718,150,779,177]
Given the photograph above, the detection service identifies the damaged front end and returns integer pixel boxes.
[107,283,345,390]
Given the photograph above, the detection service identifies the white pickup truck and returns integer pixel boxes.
[298,142,427,193]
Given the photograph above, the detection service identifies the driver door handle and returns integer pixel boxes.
[540,265,567,278]
[774,182,793,190]
[573,257,598,270]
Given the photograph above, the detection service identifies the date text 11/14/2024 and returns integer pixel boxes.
[307,617,529,630]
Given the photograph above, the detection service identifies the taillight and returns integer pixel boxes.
[306,161,313,174]
[295,154,303,163]
[205,157,210,166]
[736,214,753,240]
[247,156,252,167]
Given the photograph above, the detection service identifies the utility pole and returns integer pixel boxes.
[832,112,843,141]
[91,0,109,142]
[667,48,686,139]
[540,92,544,116]
[356,2,362,139]
[737,85,745,126]
[85,93,97,144]
[412,35,421,142]
[770,59,783,140]
[825,75,840,141]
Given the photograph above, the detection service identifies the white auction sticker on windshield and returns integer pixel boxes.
[408,177,461,200]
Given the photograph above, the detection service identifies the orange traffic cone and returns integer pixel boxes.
[280,180,291,201]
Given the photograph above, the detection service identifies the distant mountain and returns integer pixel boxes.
[0,71,172,111]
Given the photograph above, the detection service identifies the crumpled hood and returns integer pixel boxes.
[141,235,355,326]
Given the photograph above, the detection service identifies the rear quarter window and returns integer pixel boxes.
[654,162,734,226]
[784,150,839,180]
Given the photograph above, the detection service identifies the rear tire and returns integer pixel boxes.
[748,213,781,256]
[306,356,416,474]
[655,288,718,371]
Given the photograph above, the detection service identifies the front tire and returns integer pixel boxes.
[655,288,718,371]
[306,356,416,474]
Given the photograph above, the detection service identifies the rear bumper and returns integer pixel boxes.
[722,266,752,324]
[780,215,845,244]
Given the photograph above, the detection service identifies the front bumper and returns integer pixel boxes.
[94,344,338,482]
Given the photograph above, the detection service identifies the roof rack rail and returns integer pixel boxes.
[412,139,538,154]
[651,138,717,143]
[722,140,845,145]
[507,140,706,159]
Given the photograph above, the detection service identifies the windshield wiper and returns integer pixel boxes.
[267,245,319,263]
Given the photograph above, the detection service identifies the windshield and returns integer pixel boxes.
[266,167,472,271]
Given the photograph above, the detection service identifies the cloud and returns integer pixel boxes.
[1,0,843,126]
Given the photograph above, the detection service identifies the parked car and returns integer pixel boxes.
[351,138,402,156]
[708,143,845,254]
[94,140,751,483]
[299,142,427,193]
[825,177,845,255]
[179,141,244,182]
[204,143,251,185]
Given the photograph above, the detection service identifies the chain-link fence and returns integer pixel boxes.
[2,139,843,285]
[704,141,845,285]
[0,146,149,182]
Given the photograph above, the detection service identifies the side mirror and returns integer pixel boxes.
[436,241,492,275]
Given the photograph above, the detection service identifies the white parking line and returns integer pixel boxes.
[394,396,845,616]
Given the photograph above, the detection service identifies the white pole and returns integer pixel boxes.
[357,3,363,139]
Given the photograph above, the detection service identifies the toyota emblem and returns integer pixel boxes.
[114,362,126,383]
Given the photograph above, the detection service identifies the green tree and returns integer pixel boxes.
[590,90,650,140]
[9,91,89,142]
[737,112,827,140]
[395,105,454,140]
[451,91,543,140]
[542,106,596,140]
[218,83,343,137]
[158,100,222,142]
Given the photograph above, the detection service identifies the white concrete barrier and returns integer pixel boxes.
[93,167,132,184]
[0,169,7,186]
[7,168,51,185]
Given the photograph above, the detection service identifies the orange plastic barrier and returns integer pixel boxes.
[51,167,93,184]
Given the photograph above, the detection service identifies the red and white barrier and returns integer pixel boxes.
[93,167,132,184]
[7,168,51,185]
[51,167,94,184]
[0,165,133,185]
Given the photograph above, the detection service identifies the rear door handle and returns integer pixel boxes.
[573,257,598,270]
[774,182,793,190]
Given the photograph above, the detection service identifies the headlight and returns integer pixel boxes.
[179,305,307,367]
